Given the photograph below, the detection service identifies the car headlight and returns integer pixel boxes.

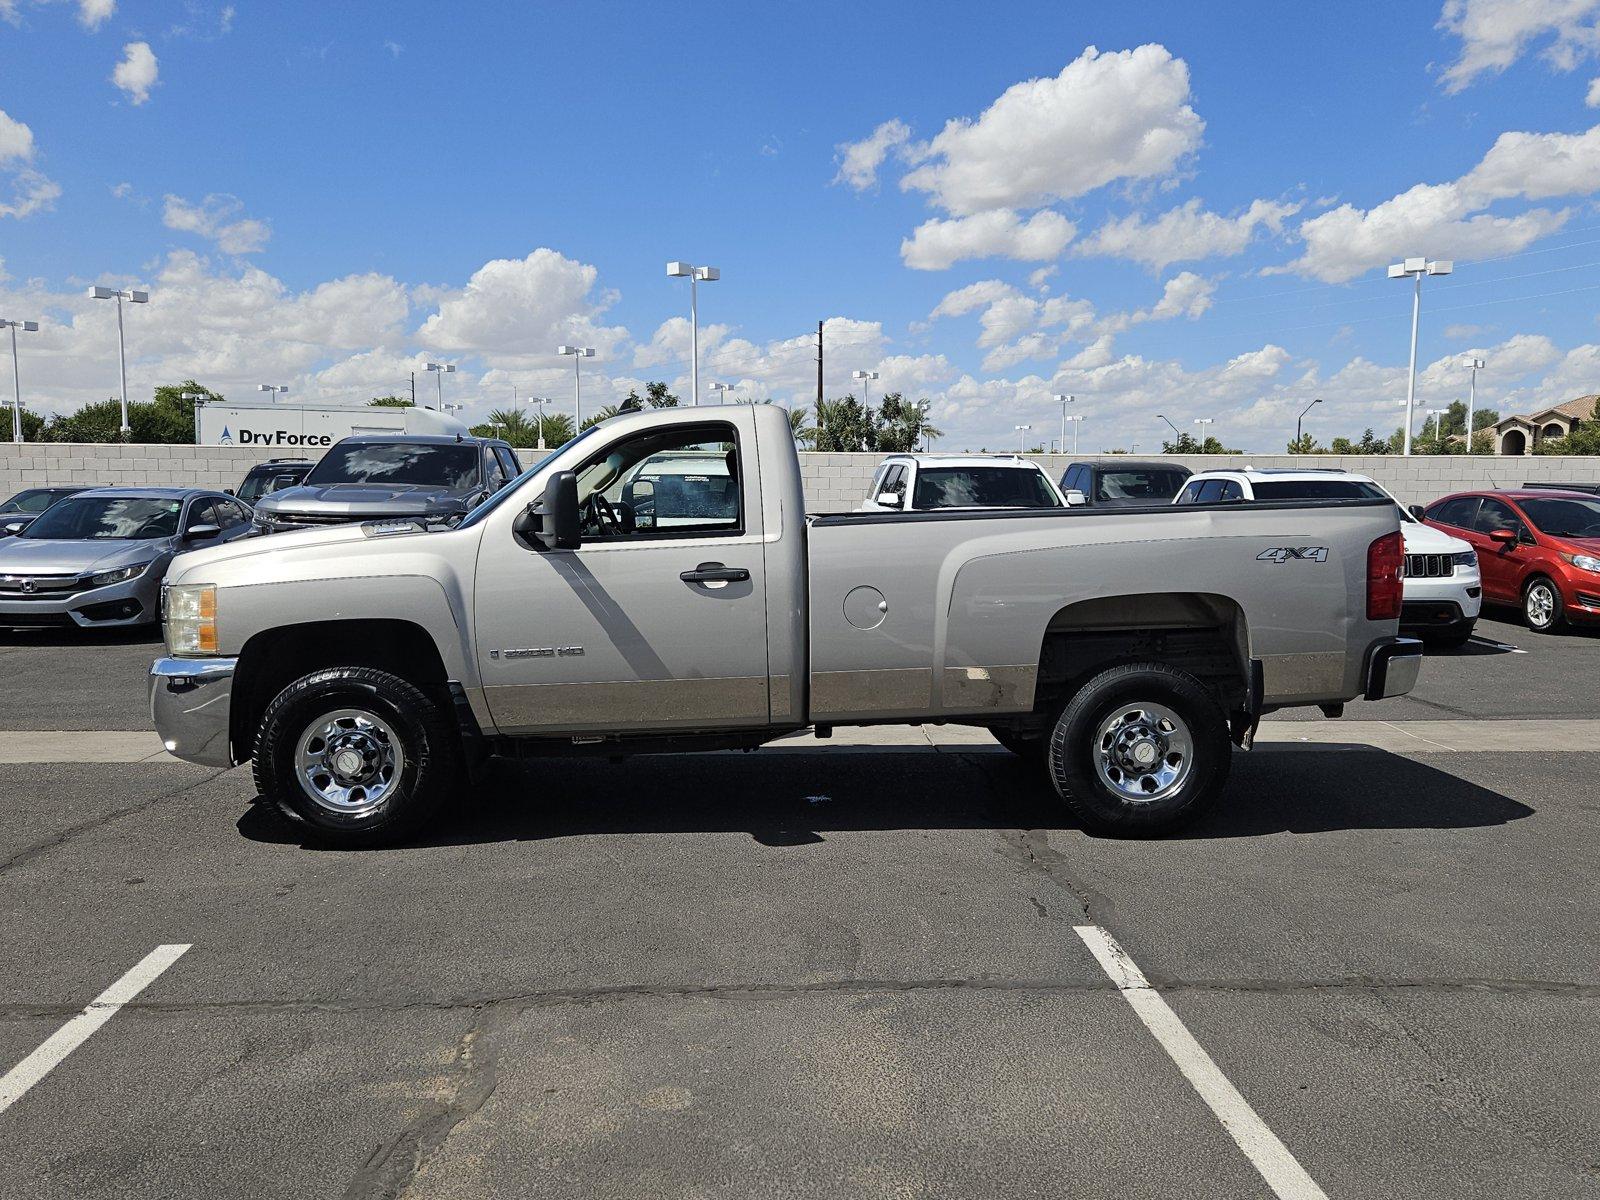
[165,583,218,655]
[1563,551,1600,573]
[1451,549,1478,569]
[87,563,148,587]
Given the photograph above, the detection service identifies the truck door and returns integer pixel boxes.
[472,415,772,735]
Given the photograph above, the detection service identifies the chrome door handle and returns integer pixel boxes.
[680,561,750,583]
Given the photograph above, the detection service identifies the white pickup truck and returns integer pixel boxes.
[152,403,1420,846]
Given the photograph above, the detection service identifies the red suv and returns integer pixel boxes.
[1421,489,1600,632]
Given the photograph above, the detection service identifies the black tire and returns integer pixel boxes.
[1522,575,1566,633]
[1047,662,1231,837]
[252,666,462,847]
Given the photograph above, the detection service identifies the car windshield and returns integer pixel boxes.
[1095,469,1188,502]
[1251,479,1387,501]
[305,442,479,489]
[237,469,306,502]
[22,495,182,540]
[456,426,599,529]
[1518,496,1600,538]
[2,489,68,514]
[913,467,1061,509]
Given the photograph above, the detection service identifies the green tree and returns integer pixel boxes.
[470,408,537,444]
[1533,421,1600,455]
[1329,436,1355,454]
[580,404,620,431]
[788,403,816,447]
[14,408,46,442]
[1285,433,1325,454]
[1162,432,1241,454]
[876,392,943,453]
[43,380,220,443]
[813,394,879,451]
[369,396,415,408]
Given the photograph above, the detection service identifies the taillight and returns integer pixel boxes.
[1367,530,1403,620]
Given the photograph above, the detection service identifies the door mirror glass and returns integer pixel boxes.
[875,491,903,508]
[531,471,581,550]
[1064,488,1087,507]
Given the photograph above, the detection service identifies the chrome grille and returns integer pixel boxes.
[1403,553,1454,579]
[267,512,355,527]
[0,574,89,599]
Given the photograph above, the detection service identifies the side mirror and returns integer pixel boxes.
[1489,527,1518,545]
[223,488,236,496]
[1064,488,1087,507]
[1408,504,1427,521]
[1,519,27,536]
[184,523,222,541]
[875,491,903,509]
[517,471,581,550]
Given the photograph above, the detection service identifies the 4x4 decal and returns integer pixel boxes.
[1257,546,1329,563]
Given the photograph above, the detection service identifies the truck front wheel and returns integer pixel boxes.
[252,666,461,847]
[1047,662,1231,837]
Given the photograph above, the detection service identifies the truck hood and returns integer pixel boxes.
[169,521,379,577]
[0,536,169,574]
[1401,520,1469,555]
[254,482,476,518]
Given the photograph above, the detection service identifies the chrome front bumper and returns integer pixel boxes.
[150,656,239,767]
[1364,637,1424,701]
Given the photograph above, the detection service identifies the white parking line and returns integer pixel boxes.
[0,944,190,1116]
[1075,926,1327,1200]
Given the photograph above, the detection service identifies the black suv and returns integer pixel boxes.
[1058,460,1192,507]
[234,458,315,504]
[251,434,522,533]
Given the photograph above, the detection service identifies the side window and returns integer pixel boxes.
[574,423,743,540]
[1192,479,1224,503]
[1174,481,1201,505]
[884,464,907,499]
[866,464,887,497]
[495,446,520,480]
[483,447,508,490]
[1216,480,1244,502]
[1475,498,1520,534]
[214,500,243,528]
[186,499,218,531]
[1063,465,1084,493]
[1429,497,1478,529]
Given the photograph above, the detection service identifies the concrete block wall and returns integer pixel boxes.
[4,442,1600,512]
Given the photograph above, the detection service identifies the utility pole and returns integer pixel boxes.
[816,320,824,411]
[409,371,416,406]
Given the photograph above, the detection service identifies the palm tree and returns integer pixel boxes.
[787,403,817,448]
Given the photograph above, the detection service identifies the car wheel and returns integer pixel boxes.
[1047,662,1231,837]
[253,666,461,847]
[1523,576,1565,633]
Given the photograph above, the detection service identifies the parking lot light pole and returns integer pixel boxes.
[557,345,595,425]
[1389,257,1453,456]
[1296,397,1322,447]
[258,383,289,403]
[852,369,879,407]
[424,362,455,411]
[1155,413,1181,442]
[1466,356,1486,452]
[1015,424,1030,453]
[709,382,735,405]
[1054,393,1074,453]
[525,395,550,449]
[1425,407,1449,444]
[88,286,148,440]
[0,317,39,444]
[1193,417,1214,447]
[1067,413,1085,455]
[666,262,719,406]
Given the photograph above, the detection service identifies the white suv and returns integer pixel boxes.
[1177,468,1482,646]
[858,455,1064,512]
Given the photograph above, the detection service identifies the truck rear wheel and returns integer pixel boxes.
[252,666,461,847]
[1047,662,1231,837]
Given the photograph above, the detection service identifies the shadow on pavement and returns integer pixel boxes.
[0,624,162,647]
[238,742,1532,849]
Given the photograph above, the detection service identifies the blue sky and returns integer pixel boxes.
[5,0,1600,450]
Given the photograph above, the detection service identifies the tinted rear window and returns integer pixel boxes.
[1095,469,1188,502]
[913,467,1061,509]
[1251,479,1386,501]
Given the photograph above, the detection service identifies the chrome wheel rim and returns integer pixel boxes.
[293,708,405,816]
[1094,701,1193,803]
[1527,583,1555,627]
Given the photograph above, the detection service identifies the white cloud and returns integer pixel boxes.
[900,45,1203,216]
[77,0,113,30]
[0,169,61,219]
[1589,75,1600,104]
[833,119,911,191]
[1282,124,1600,282]
[0,109,36,164]
[1437,0,1600,93]
[1146,271,1217,322]
[901,209,1076,270]
[162,193,270,255]
[111,41,158,104]
[1078,198,1301,271]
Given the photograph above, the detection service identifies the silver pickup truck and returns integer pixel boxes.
[152,402,1419,845]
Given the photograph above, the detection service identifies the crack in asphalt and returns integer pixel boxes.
[0,767,226,876]
[0,973,1593,1022]
[343,1009,505,1200]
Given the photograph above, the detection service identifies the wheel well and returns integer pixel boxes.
[1000,593,1250,738]
[231,619,450,760]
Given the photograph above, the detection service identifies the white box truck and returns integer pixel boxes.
[194,402,468,448]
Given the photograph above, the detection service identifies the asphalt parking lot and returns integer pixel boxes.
[1,611,1596,1198]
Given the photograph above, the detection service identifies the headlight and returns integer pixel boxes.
[1451,549,1478,569]
[1564,552,1600,573]
[165,583,218,655]
[87,562,148,587]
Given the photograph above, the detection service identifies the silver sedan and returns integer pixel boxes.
[0,487,253,630]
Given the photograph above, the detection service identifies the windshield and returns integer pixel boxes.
[456,427,598,529]
[1251,479,1387,501]
[1518,496,1600,538]
[1,489,70,514]
[913,467,1061,509]
[238,469,306,502]
[1095,468,1188,503]
[305,442,479,489]
[22,495,181,540]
